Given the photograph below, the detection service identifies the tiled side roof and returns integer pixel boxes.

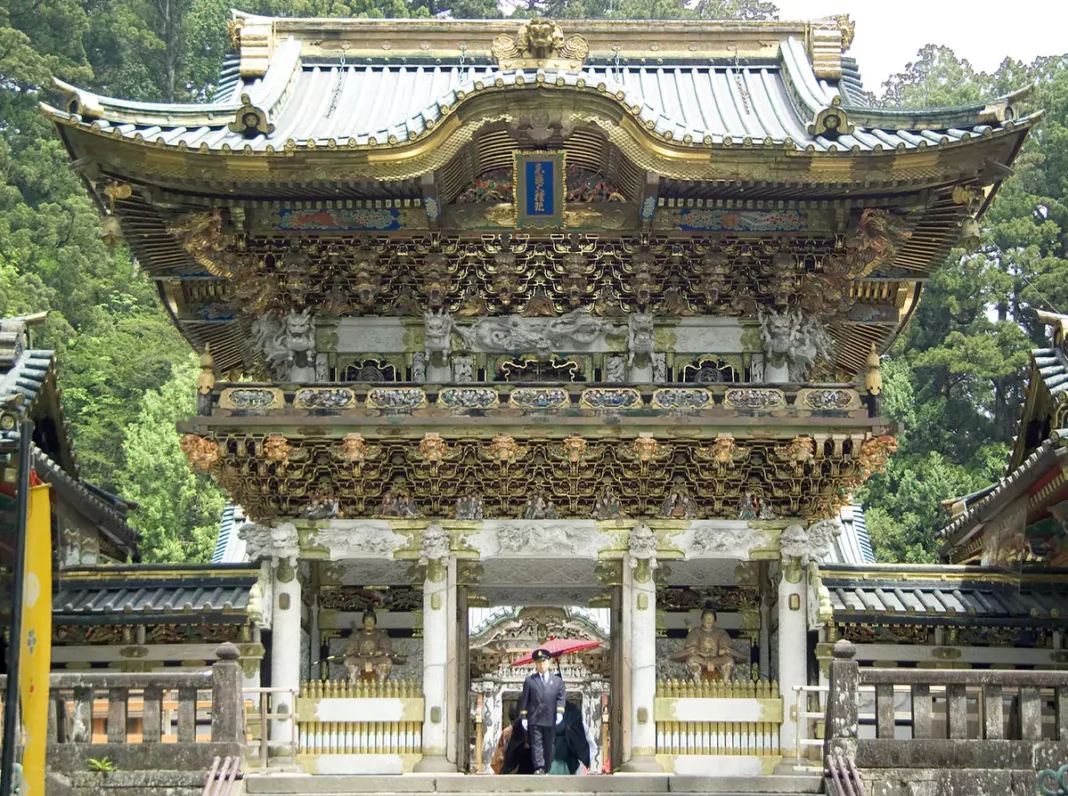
[941,429,1068,544]
[820,564,1068,628]
[212,504,248,563]
[826,503,877,565]
[33,447,138,557]
[0,349,55,441]
[53,564,261,624]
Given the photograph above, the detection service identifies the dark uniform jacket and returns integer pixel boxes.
[518,671,566,727]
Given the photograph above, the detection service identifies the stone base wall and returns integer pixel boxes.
[861,768,1038,796]
[46,743,244,796]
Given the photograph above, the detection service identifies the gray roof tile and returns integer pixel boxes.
[53,565,261,624]
[47,34,1034,156]
[820,564,1068,628]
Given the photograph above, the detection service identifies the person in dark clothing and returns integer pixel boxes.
[518,648,566,775]
[498,705,535,775]
[549,701,591,775]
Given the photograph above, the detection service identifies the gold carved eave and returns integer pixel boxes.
[181,428,895,522]
[53,90,1033,189]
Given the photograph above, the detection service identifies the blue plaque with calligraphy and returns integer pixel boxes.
[515,152,566,229]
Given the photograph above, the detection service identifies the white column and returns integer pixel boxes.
[445,557,458,764]
[270,556,301,763]
[621,524,662,772]
[415,525,454,771]
[777,556,808,764]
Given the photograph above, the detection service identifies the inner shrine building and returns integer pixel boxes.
[45,11,1037,776]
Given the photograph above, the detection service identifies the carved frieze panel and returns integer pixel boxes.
[306,522,410,560]
[205,234,843,320]
[202,433,887,522]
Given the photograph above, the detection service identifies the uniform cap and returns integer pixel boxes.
[532,648,552,661]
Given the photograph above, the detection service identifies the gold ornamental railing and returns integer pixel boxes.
[654,678,784,759]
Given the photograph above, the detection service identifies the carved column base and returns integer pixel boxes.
[414,755,456,772]
[619,754,663,772]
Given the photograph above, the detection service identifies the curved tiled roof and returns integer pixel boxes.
[44,35,1036,156]
[940,428,1068,543]
[53,564,260,624]
[819,564,1068,628]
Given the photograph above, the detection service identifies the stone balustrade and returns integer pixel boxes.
[293,679,425,774]
[825,639,1068,796]
[653,678,785,775]
[1,643,246,783]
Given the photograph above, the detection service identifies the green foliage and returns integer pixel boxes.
[860,50,1068,562]
[116,359,226,563]
[86,757,118,773]
[2,0,1061,569]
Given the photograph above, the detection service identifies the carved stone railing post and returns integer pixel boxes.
[824,639,859,762]
[211,642,244,743]
[72,685,93,744]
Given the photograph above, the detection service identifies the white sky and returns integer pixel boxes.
[775,0,1068,94]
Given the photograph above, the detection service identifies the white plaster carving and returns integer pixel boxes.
[652,352,667,383]
[453,355,474,383]
[497,523,576,555]
[238,521,299,564]
[315,353,330,382]
[758,308,835,382]
[605,354,626,383]
[456,308,624,357]
[628,522,657,564]
[247,562,273,628]
[307,522,407,560]
[691,526,754,557]
[779,520,839,563]
[627,312,656,366]
[424,309,454,360]
[250,310,315,380]
[411,351,426,383]
[420,523,451,562]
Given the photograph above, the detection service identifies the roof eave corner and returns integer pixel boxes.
[229,9,275,80]
[806,15,853,82]
[51,77,102,121]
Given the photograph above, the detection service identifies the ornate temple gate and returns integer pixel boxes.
[45,7,1036,778]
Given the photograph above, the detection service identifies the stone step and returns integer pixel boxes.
[246,774,823,795]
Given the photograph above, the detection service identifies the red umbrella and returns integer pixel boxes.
[510,638,603,666]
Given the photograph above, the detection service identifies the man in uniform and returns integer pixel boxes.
[518,648,566,774]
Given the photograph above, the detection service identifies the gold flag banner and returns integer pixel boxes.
[19,484,51,795]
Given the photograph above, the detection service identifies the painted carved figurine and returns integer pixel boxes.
[660,476,699,519]
[378,484,421,518]
[523,490,559,520]
[456,490,484,521]
[343,610,403,683]
[673,609,742,682]
[592,485,627,520]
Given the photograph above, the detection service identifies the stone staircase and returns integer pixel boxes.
[245,774,825,796]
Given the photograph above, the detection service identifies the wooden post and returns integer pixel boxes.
[601,693,610,773]
[474,693,484,773]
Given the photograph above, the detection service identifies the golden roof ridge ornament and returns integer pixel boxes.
[492,18,589,73]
